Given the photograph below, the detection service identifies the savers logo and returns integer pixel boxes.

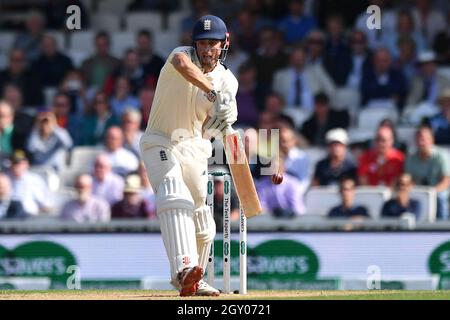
[429,240,450,275]
[214,239,319,279]
[0,241,77,286]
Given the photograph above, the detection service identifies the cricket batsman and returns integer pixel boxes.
[140,15,238,296]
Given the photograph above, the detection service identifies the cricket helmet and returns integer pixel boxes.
[192,15,230,62]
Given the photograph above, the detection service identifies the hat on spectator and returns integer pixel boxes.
[417,51,437,64]
[325,128,348,145]
[10,150,28,164]
[438,87,450,101]
[124,174,142,193]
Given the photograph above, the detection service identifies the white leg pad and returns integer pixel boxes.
[193,205,216,272]
[156,177,198,280]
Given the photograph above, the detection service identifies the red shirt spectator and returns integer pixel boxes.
[358,126,404,186]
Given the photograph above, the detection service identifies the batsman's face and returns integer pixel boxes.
[196,39,222,69]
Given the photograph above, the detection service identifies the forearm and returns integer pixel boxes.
[435,176,450,193]
[171,53,213,93]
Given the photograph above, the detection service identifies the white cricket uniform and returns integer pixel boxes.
[140,46,238,281]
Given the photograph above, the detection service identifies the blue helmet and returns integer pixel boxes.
[192,15,230,61]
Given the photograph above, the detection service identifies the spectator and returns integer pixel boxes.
[7,150,52,216]
[0,173,27,220]
[0,48,44,107]
[394,36,418,87]
[136,30,164,79]
[346,30,373,90]
[60,174,110,222]
[305,30,325,65]
[1,85,35,152]
[361,47,407,110]
[78,91,119,146]
[26,110,72,171]
[51,92,80,142]
[272,46,335,110]
[103,126,139,176]
[279,126,310,191]
[251,27,287,87]
[59,70,88,116]
[104,49,157,96]
[384,10,426,58]
[92,153,124,206]
[406,51,450,107]
[257,155,306,217]
[322,14,352,87]
[121,108,143,157]
[381,173,421,219]
[405,125,450,220]
[412,0,447,46]
[313,128,357,186]
[300,92,349,146]
[111,174,154,219]
[0,100,15,158]
[235,62,266,128]
[138,86,155,130]
[277,0,317,45]
[328,177,370,219]
[358,125,404,187]
[80,31,121,90]
[428,88,450,145]
[232,9,264,54]
[30,35,74,88]
[110,76,140,118]
[13,11,45,61]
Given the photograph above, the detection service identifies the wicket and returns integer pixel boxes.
[207,172,247,294]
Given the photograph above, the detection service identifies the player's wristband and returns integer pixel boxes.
[206,90,217,103]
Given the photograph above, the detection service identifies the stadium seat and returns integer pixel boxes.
[358,107,399,130]
[69,31,95,55]
[59,168,84,188]
[354,186,392,218]
[111,31,135,58]
[281,108,312,130]
[29,166,60,192]
[0,32,16,54]
[98,0,132,14]
[91,13,121,31]
[305,186,391,218]
[303,147,327,177]
[333,87,361,125]
[154,31,180,59]
[125,12,162,33]
[410,186,437,222]
[396,125,417,148]
[347,127,375,145]
[49,188,77,216]
[168,11,186,32]
[304,186,340,216]
[437,66,450,81]
[69,146,103,171]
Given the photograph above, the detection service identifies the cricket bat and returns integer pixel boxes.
[223,126,262,218]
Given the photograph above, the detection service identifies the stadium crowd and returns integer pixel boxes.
[0,0,449,223]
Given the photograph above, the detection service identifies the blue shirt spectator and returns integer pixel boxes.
[361,48,407,110]
[328,177,370,219]
[426,88,450,145]
[381,173,421,219]
[278,0,317,44]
